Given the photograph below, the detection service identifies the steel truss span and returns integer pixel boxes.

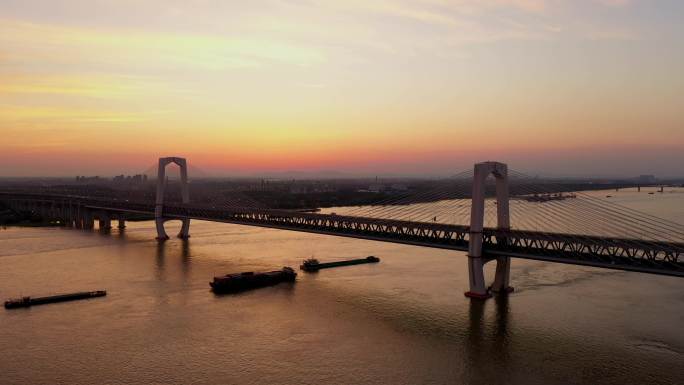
[2,193,682,278]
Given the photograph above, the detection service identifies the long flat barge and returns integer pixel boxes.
[301,256,380,272]
[4,290,107,309]
[210,267,297,294]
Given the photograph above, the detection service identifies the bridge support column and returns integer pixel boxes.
[155,219,169,240]
[490,256,512,294]
[465,161,513,299]
[68,204,74,227]
[83,210,94,230]
[466,255,490,299]
[117,214,126,230]
[155,157,190,241]
[490,167,513,295]
[72,205,78,228]
[178,218,190,239]
[63,202,71,227]
[70,202,77,228]
[98,212,112,231]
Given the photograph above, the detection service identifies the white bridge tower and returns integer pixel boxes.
[155,157,190,240]
[465,161,514,299]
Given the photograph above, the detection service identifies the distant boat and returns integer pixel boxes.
[5,290,106,309]
[301,256,380,272]
[523,193,576,202]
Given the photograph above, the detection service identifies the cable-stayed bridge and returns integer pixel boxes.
[1,157,682,299]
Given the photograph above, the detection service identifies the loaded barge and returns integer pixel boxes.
[210,267,297,293]
[301,256,380,272]
[4,290,107,309]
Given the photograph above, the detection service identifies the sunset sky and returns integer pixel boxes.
[1,0,683,177]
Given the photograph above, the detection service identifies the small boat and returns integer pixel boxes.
[210,267,297,293]
[301,256,380,272]
[4,290,107,309]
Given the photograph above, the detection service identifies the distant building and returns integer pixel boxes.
[77,174,148,185]
[112,174,148,184]
[76,176,102,183]
[131,174,146,183]
[289,185,309,194]
[288,182,336,194]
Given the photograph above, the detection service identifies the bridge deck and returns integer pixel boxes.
[2,192,683,277]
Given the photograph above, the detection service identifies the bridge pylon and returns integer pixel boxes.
[466,161,514,299]
[155,157,191,240]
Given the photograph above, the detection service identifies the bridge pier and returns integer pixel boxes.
[84,210,94,230]
[97,212,112,231]
[465,161,514,299]
[155,218,170,240]
[155,218,191,240]
[155,157,191,241]
[490,256,512,294]
[178,218,190,239]
[63,202,72,227]
[65,206,76,228]
[98,219,111,230]
[466,256,491,299]
[117,214,126,230]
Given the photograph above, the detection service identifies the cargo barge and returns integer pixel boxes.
[4,290,107,309]
[301,256,380,272]
[210,267,297,293]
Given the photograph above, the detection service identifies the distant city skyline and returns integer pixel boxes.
[1,0,683,177]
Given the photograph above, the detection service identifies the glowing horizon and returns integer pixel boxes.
[1,0,683,177]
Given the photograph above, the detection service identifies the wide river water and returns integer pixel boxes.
[1,187,683,384]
